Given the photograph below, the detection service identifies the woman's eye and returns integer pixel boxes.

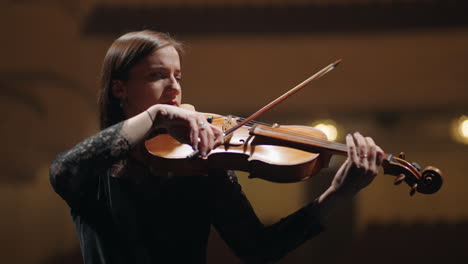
[152,72,164,78]
[175,76,182,82]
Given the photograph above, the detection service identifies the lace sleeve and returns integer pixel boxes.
[49,122,131,207]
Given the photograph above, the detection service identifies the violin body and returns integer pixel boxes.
[145,113,330,183]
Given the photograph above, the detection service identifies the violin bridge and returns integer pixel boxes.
[223,115,234,144]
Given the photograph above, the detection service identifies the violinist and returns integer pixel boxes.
[50,30,384,264]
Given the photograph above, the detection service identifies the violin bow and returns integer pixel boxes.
[187,59,342,158]
[224,59,342,136]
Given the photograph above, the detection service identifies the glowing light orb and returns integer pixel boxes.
[313,122,338,141]
[460,119,468,138]
[451,115,468,144]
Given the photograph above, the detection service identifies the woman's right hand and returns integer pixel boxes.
[149,104,224,157]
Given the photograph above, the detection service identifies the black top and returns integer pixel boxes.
[50,122,324,264]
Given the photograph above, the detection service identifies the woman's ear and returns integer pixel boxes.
[111,80,127,100]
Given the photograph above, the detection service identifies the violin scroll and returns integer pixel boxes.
[419,166,443,194]
[382,153,443,196]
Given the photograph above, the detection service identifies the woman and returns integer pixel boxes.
[50,30,384,263]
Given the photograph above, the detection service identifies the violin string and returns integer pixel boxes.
[280,127,348,151]
[233,116,347,151]
[279,130,347,153]
[281,129,346,151]
[233,116,272,127]
[256,126,348,152]
[209,115,347,152]
[210,115,271,127]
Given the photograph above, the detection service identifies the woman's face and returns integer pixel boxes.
[121,45,182,118]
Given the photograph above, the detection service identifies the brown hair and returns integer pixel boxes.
[98,30,184,129]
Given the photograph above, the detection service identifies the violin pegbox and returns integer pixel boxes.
[382,153,443,196]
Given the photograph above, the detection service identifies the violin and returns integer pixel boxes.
[145,113,443,196]
[144,60,444,196]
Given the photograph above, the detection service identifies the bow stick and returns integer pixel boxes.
[188,59,342,158]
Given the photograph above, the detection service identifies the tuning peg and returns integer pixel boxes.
[398,152,406,159]
[411,162,421,171]
[409,183,418,196]
[394,174,406,185]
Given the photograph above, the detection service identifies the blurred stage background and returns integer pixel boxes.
[1,0,467,263]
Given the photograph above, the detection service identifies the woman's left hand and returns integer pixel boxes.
[330,132,385,196]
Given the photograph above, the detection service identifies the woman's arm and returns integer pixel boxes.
[50,104,223,206]
[211,171,323,263]
[316,132,384,224]
[49,115,141,207]
[212,133,384,263]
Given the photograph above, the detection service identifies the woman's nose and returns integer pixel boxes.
[166,76,181,95]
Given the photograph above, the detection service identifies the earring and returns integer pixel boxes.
[119,101,124,108]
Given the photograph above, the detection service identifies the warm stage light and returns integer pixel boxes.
[312,120,338,141]
[461,119,468,138]
[451,115,468,144]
